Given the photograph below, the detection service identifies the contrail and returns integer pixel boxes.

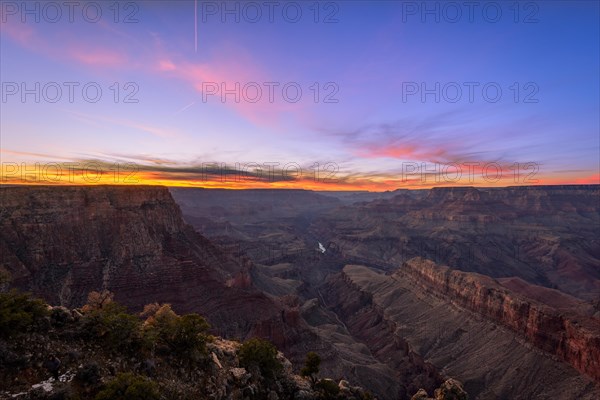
[194,0,198,52]
[175,102,196,114]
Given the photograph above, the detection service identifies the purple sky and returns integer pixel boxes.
[1,1,598,189]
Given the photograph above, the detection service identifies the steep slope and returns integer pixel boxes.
[0,186,450,400]
[167,185,600,399]
[399,258,600,383]
[323,263,600,399]
[0,186,287,340]
[311,185,600,300]
[0,294,375,400]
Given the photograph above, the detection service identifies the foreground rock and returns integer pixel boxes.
[0,301,374,400]
[411,379,468,400]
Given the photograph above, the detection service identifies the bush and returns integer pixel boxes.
[82,291,114,312]
[315,379,340,400]
[143,305,210,363]
[50,307,74,328]
[80,302,142,354]
[300,351,321,384]
[141,304,177,347]
[0,290,48,337]
[171,315,210,354]
[237,338,282,380]
[94,373,159,400]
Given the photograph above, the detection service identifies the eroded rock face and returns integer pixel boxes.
[0,186,282,339]
[399,258,600,384]
[311,185,600,300]
[169,185,600,398]
[328,264,600,399]
[0,311,371,400]
[3,185,599,399]
[410,379,468,400]
[322,268,443,399]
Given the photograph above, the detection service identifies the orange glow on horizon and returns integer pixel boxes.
[1,171,598,192]
[1,154,598,191]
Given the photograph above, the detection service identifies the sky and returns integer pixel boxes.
[0,0,599,190]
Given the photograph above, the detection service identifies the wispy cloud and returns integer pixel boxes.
[64,110,181,139]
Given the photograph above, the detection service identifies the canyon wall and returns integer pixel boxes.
[328,264,600,399]
[398,258,600,384]
[0,186,284,339]
[322,270,442,399]
[311,185,600,300]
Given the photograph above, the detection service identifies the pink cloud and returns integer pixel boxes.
[158,59,177,71]
[1,18,131,70]
[68,48,127,67]
[1,19,308,129]
[159,45,303,128]
[0,20,36,46]
[356,142,453,162]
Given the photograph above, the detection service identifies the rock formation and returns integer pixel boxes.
[398,257,600,384]
[311,185,600,300]
[324,264,600,399]
[0,186,287,341]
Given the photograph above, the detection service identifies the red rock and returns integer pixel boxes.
[398,257,600,384]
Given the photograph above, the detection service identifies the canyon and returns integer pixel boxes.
[323,262,599,399]
[0,186,286,339]
[1,184,599,399]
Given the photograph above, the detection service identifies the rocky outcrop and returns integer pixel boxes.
[0,302,371,400]
[411,379,468,400]
[322,268,443,399]
[333,264,600,399]
[311,185,600,300]
[398,258,600,384]
[0,186,286,340]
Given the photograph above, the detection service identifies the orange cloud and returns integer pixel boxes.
[3,156,593,191]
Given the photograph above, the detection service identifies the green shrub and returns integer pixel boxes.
[170,314,210,357]
[300,351,321,384]
[0,290,48,337]
[237,338,282,380]
[315,379,340,399]
[94,373,159,400]
[80,302,142,354]
[142,305,210,363]
[50,307,74,328]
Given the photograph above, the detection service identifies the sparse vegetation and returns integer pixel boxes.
[81,290,114,312]
[0,290,49,337]
[301,351,321,385]
[237,337,283,380]
[315,378,340,399]
[142,303,211,364]
[0,289,378,400]
[73,362,102,394]
[94,373,159,400]
[79,300,143,355]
